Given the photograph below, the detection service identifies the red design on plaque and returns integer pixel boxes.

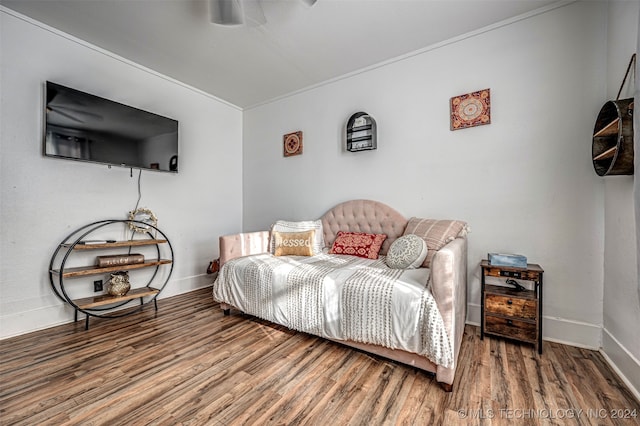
[283,131,303,157]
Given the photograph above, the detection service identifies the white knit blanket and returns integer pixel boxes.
[213,253,453,368]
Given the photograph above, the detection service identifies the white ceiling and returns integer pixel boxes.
[2,0,560,108]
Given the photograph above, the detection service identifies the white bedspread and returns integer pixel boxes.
[212,253,453,368]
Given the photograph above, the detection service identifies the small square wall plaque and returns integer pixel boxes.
[450,88,491,130]
[283,131,303,157]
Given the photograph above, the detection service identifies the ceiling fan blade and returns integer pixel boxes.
[210,0,312,27]
[210,0,244,25]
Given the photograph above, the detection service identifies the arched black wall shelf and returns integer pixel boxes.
[346,112,377,152]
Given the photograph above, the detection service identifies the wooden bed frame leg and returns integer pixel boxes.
[223,309,230,316]
[438,382,453,392]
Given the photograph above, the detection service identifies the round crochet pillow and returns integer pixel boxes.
[385,234,428,269]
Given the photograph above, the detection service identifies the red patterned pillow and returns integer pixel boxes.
[329,231,387,259]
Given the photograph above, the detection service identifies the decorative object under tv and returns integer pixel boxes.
[49,219,173,330]
[128,208,158,234]
[450,88,491,130]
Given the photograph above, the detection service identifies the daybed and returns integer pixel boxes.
[212,199,467,391]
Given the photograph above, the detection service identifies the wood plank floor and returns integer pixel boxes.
[1,287,638,425]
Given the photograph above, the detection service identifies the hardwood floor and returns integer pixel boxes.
[1,287,638,425]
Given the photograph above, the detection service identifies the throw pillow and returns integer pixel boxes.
[273,230,315,256]
[328,231,387,259]
[404,218,468,268]
[385,234,428,269]
[270,219,324,255]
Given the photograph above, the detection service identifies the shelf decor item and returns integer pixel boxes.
[346,112,377,152]
[96,253,144,267]
[128,208,158,233]
[283,131,303,157]
[106,271,131,297]
[450,88,491,130]
[591,54,635,176]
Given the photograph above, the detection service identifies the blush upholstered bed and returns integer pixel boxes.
[212,200,467,391]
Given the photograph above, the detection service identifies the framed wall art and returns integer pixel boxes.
[283,131,303,157]
[450,88,491,130]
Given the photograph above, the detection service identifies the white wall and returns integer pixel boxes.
[601,0,640,401]
[0,9,243,338]
[243,1,607,348]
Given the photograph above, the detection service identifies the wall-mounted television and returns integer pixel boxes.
[43,81,179,173]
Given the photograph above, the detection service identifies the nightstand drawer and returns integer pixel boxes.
[483,267,541,281]
[485,294,536,320]
[485,315,536,342]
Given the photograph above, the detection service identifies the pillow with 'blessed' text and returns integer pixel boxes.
[273,230,316,256]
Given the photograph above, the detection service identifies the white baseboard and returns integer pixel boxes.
[157,274,214,299]
[601,328,640,403]
[467,303,481,327]
[541,316,601,349]
[0,275,214,340]
[466,303,601,349]
[0,303,74,340]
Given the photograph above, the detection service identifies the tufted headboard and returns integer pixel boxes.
[320,200,408,255]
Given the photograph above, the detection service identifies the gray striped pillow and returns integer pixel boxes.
[403,218,467,268]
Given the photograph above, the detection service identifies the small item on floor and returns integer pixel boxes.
[207,258,220,274]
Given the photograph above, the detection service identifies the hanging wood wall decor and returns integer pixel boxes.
[592,54,635,176]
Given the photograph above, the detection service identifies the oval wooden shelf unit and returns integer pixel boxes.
[592,98,634,176]
[49,220,174,330]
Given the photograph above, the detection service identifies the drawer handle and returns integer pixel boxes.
[506,319,513,326]
[507,299,513,305]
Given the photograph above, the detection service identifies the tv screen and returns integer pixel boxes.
[43,81,179,173]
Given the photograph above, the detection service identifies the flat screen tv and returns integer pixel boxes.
[43,81,179,173]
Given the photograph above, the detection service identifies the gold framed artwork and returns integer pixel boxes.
[283,131,303,157]
[450,88,491,130]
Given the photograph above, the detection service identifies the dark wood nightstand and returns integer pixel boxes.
[480,260,544,354]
